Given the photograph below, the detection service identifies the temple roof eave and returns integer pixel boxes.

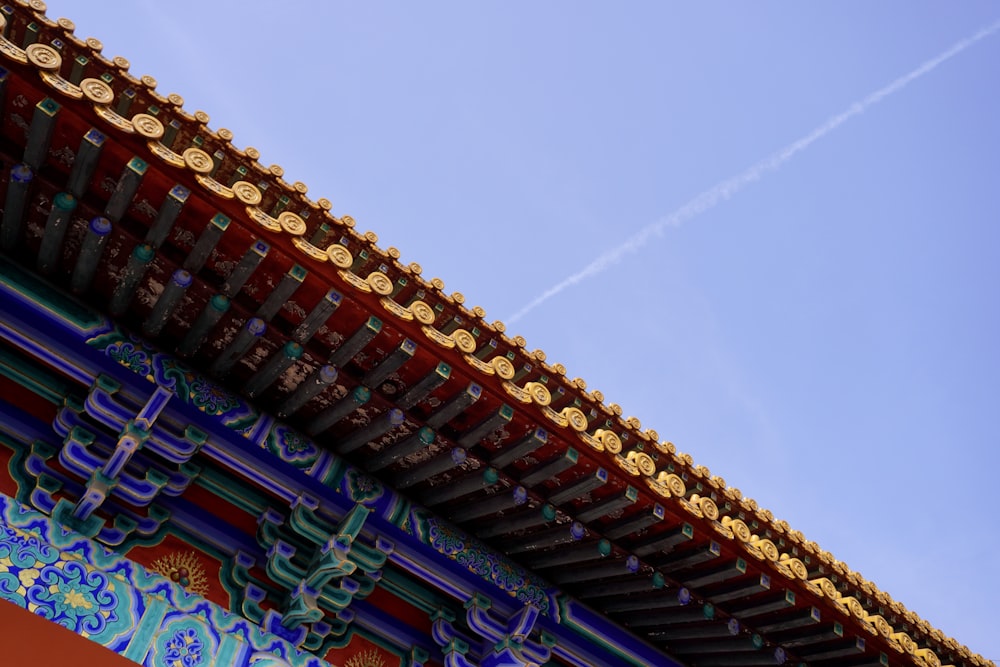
[0,3,989,666]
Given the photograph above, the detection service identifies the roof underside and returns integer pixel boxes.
[0,3,989,667]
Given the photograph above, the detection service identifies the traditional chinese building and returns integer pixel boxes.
[0,3,991,667]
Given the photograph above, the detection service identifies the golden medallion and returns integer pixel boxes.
[366,272,394,296]
[278,211,306,236]
[326,244,353,269]
[80,77,114,105]
[182,147,213,174]
[232,181,262,206]
[451,329,477,354]
[25,43,60,70]
[408,300,436,325]
[131,113,164,140]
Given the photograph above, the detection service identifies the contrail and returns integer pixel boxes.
[507,19,1000,325]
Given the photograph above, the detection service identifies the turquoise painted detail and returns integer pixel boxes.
[0,524,136,648]
[0,492,331,667]
[124,597,169,661]
[266,425,319,469]
[244,501,391,653]
[344,468,384,505]
[189,376,243,415]
[149,615,214,667]
[107,337,153,378]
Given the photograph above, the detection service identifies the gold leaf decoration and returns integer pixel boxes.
[751,536,779,562]
[490,355,515,380]
[278,211,306,236]
[693,495,720,521]
[724,517,752,542]
[524,381,551,407]
[182,147,213,174]
[25,42,60,70]
[232,181,263,206]
[345,649,386,667]
[366,272,394,296]
[150,551,210,596]
[131,113,164,140]
[409,300,436,325]
[628,450,656,476]
[451,329,477,354]
[80,77,114,105]
[562,407,588,432]
[327,244,354,269]
[594,429,623,455]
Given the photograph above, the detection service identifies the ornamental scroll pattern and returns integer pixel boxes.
[85,324,320,471]
[413,510,551,614]
[86,328,258,432]
[0,492,331,667]
[0,518,135,646]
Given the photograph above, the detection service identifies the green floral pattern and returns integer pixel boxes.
[346,469,384,504]
[266,426,318,469]
[189,378,241,415]
[107,340,152,379]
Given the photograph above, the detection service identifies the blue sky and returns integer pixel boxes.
[50,1,1000,659]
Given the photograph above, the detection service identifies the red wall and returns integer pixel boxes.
[0,598,139,666]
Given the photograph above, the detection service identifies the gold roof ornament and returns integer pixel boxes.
[0,3,989,664]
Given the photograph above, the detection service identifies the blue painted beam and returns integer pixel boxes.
[0,263,681,667]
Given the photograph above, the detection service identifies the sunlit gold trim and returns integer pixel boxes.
[80,77,114,104]
[195,175,234,199]
[490,356,515,380]
[409,301,435,325]
[380,298,412,320]
[366,272,393,296]
[93,105,134,133]
[577,432,604,452]
[562,407,588,432]
[292,237,328,262]
[326,244,353,269]
[451,329,476,354]
[422,325,455,349]
[232,181,262,206]
[182,147,213,174]
[247,207,281,232]
[0,38,27,65]
[25,42,60,70]
[524,382,551,406]
[502,381,532,404]
[542,406,567,428]
[40,70,82,98]
[464,355,494,376]
[277,211,306,235]
[148,141,185,167]
[340,270,371,293]
[131,113,164,139]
